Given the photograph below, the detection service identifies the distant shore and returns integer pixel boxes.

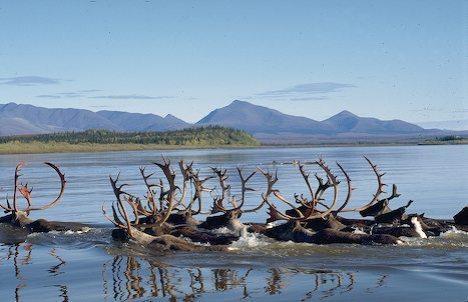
[0,127,261,154]
[0,139,466,155]
[0,141,263,155]
[417,139,468,145]
[0,142,262,155]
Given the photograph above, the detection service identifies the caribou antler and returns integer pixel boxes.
[334,162,354,214]
[263,159,340,223]
[12,162,24,212]
[0,162,24,213]
[107,173,134,235]
[340,156,395,213]
[24,163,67,212]
[233,167,268,214]
[186,169,213,215]
[139,166,158,214]
[173,160,194,210]
[234,167,256,209]
[297,162,315,203]
[387,184,401,201]
[210,167,231,213]
[0,162,66,215]
[152,157,177,225]
[362,156,386,209]
[208,166,266,214]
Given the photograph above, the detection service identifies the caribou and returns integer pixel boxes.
[261,159,402,244]
[2,156,464,252]
[102,158,234,250]
[198,166,270,234]
[101,156,466,250]
[0,162,88,233]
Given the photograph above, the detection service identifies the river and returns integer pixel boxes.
[0,145,466,301]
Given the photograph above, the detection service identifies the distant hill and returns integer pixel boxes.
[323,110,424,134]
[197,100,425,136]
[1,101,465,144]
[0,102,117,135]
[197,100,334,135]
[0,102,189,136]
[96,110,190,132]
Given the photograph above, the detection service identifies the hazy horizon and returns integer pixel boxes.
[0,1,466,125]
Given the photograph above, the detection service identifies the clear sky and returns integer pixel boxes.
[0,1,466,123]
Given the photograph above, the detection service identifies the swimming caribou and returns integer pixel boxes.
[0,162,89,233]
[99,156,466,252]
[1,157,465,252]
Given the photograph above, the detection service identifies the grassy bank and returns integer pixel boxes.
[0,141,260,154]
[418,139,468,145]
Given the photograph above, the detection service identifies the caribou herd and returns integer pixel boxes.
[0,157,467,252]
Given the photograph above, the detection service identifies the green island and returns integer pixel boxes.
[0,126,260,154]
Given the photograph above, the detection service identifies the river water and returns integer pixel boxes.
[0,145,467,301]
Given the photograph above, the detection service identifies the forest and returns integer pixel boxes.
[0,126,260,146]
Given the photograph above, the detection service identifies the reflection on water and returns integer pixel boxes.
[1,243,69,302]
[100,256,371,301]
[0,146,467,301]
[1,234,467,301]
[2,242,394,302]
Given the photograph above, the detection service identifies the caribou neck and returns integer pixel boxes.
[11,211,33,228]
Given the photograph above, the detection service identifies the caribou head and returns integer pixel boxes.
[0,162,66,228]
[198,167,269,234]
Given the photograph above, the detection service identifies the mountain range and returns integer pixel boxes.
[0,102,190,135]
[0,100,464,143]
[416,119,468,131]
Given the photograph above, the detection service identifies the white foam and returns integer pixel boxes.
[229,231,269,249]
[64,227,91,235]
[441,226,468,236]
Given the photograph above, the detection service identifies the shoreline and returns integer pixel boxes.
[0,142,259,155]
[0,140,466,155]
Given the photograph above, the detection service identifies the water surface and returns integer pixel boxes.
[0,145,467,301]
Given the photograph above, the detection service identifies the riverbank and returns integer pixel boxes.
[1,140,467,155]
[418,139,468,145]
[0,141,264,154]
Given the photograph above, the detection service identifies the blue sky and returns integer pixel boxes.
[0,1,465,123]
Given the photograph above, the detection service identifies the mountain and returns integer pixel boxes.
[163,114,190,128]
[323,110,424,134]
[96,110,190,132]
[1,101,464,144]
[196,100,334,135]
[0,102,118,135]
[196,101,425,135]
[0,102,189,136]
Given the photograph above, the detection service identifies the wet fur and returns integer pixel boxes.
[264,221,401,245]
[0,213,89,233]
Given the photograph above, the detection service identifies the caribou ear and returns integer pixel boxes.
[420,212,425,218]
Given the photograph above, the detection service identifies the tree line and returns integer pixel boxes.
[0,126,260,146]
